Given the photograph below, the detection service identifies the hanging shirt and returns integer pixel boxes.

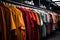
[25,8,40,40]
[5,5,26,30]
[36,11,46,37]
[46,13,50,23]
[4,5,16,30]
[49,13,53,23]
[33,10,43,26]
[5,5,21,40]
[11,6,26,40]
[53,14,58,29]
[54,14,57,23]
[0,5,7,40]
[39,12,44,26]
[0,7,2,32]
[39,11,47,23]
[17,8,32,40]
[40,12,47,37]
[4,5,26,40]
[44,14,47,23]
[50,13,55,31]
[34,12,40,26]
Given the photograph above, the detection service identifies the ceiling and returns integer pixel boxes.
[55,2,60,6]
[52,0,60,6]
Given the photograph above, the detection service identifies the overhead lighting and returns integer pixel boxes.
[52,0,60,1]
[52,0,60,6]
[55,2,60,6]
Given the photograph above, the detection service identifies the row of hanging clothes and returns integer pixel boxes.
[0,1,59,40]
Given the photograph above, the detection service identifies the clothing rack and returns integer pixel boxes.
[0,0,58,14]
[0,0,41,10]
[0,0,52,11]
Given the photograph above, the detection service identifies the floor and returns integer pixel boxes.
[47,30,60,40]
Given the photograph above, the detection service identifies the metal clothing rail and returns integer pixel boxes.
[0,0,43,10]
[0,0,56,13]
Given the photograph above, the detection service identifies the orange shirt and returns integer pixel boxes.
[5,5,25,30]
[34,13,40,26]
[4,5,26,40]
